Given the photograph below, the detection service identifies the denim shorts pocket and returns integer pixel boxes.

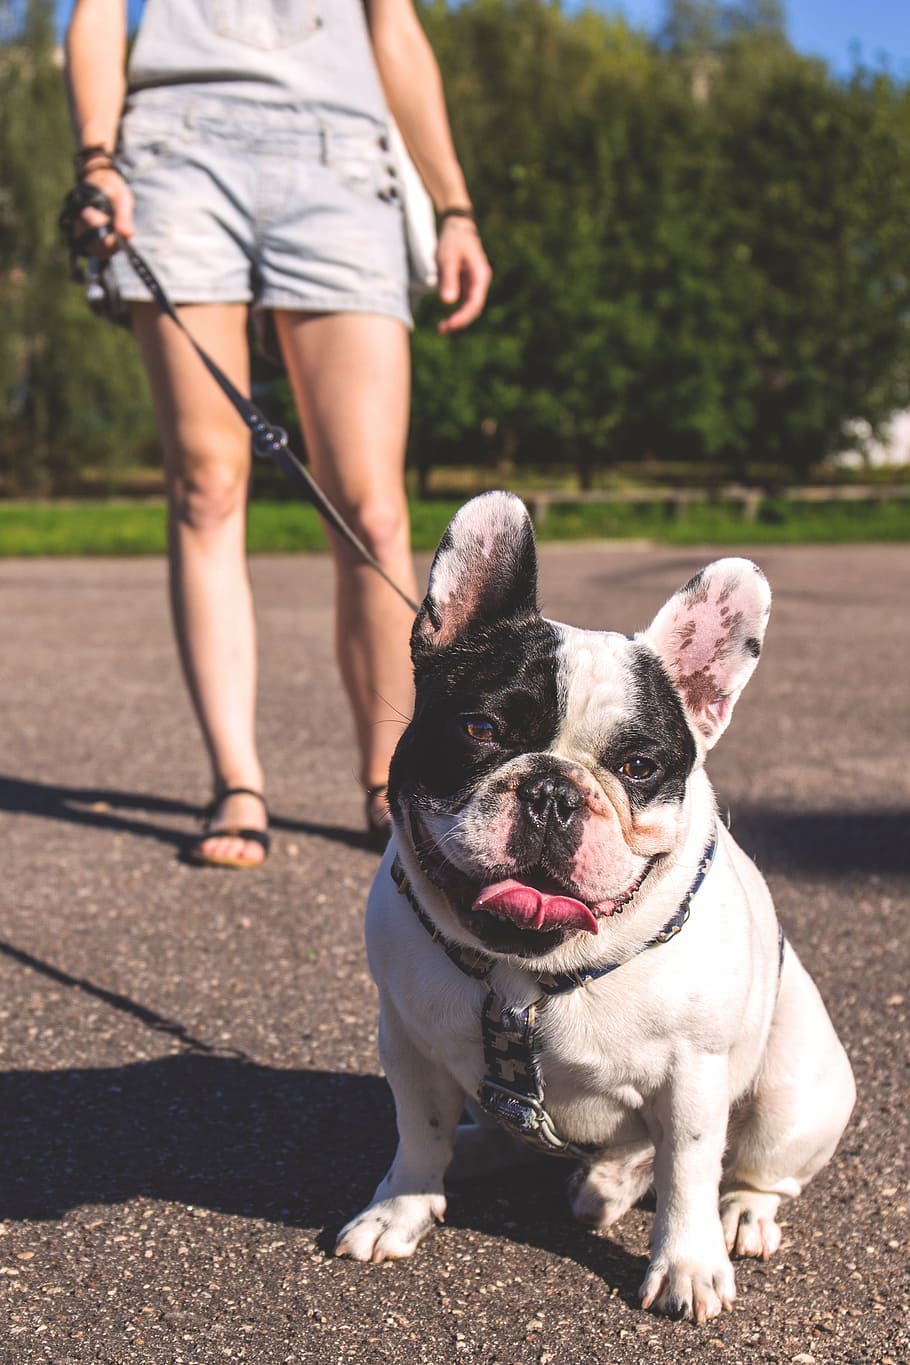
[212,0,321,49]
[334,146,399,208]
[116,119,188,182]
[118,139,184,184]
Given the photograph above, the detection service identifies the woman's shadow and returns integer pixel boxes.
[0,1051,645,1301]
[0,1050,390,1227]
[0,773,374,851]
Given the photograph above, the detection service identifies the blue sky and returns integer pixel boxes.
[606,1,909,75]
[53,2,910,79]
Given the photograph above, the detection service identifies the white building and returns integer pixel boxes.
[836,411,910,468]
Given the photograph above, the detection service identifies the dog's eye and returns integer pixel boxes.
[620,756,659,782]
[463,715,497,743]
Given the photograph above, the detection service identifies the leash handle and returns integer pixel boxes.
[59,182,117,281]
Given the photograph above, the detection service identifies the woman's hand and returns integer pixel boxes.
[436,216,491,334]
[75,165,135,258]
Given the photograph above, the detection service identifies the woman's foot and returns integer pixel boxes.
[365,783,392,852]
[186,786,270,869]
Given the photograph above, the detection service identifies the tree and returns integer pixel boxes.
[708,59,910,474]
[0,0,154,493]
[414,0,910,483]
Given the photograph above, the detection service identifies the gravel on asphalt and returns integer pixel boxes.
[2,542,907,1365]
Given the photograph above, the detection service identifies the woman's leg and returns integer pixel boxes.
[273,310,417,829]
[130,301,268,864]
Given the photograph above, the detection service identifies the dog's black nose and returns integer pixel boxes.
[517,772,583,829]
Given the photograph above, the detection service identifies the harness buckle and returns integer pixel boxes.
[477,1080,569,1153]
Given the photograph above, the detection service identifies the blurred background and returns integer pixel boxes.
[2,1,910,548]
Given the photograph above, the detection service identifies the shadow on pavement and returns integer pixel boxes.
[726,807,910,875]
[0,936,236,1057]
[0,937,645,1298]
[0,1053,389,1226]
[0,774,370,852]
[0,1054,646,1304]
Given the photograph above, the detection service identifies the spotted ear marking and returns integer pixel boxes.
[641,558,771,749]
[413,491,539,654]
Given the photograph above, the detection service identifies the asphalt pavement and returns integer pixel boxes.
[2,541,908,1365]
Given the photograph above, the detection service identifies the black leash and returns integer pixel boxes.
[60,183,420,614]
[0,936,250,1061]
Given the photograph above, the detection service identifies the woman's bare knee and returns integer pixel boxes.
[169,450,250,534]
[336,495,410,566]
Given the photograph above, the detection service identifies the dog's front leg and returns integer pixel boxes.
[639,1052,736,1323]
[335,998,463,1264]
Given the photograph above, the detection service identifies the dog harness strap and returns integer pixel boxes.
[480,994,543,1095]
[477,992,594,1157]
[390,857,492,981]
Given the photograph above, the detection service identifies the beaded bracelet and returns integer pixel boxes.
[74,143,112,170]
[439,206,474,221]
[73,144,121,181]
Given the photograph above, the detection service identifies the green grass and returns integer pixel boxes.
[0,502,171,556]
[537,496,910,545]
[0,495,907,557]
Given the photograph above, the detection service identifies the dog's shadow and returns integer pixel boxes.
[0,1053,387,1227]
[441,1156,649,1304]
[0,1053,646,1304]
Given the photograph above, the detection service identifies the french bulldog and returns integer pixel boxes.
[336,492,855,1323]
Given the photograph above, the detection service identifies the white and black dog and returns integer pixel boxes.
[336,492,855,1323]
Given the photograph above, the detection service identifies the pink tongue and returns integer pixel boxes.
[472,880,598,934]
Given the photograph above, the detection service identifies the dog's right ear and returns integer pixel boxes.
[413,491,538,654]
[641,557,771,750]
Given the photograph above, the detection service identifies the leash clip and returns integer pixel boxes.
[251,424,289,460]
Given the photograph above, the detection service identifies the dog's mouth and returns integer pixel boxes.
[471,872,653,932]
[408,813,655,956]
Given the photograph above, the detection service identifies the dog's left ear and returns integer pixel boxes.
[641,558,771,749]
[413,491,538,654]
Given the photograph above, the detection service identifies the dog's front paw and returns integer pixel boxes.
[720,1191,782,1261]
[639,1249,736,1323]
[334,1193,446,1264]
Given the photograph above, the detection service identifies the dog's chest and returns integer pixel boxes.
[368,852,772,1151]
[390,949,673,1148]
[506,981,673,1139]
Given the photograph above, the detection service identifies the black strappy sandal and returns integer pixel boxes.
[365,783,392,852]
[184,786,271,869]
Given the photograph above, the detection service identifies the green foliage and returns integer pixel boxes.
[414,0,910,481]
[1,0,909,496]
[0,0,155,493]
